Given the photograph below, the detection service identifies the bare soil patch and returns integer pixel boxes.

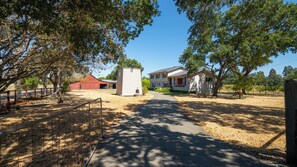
[175,94,285,163]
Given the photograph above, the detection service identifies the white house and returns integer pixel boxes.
[148,66,214,95]
[117,68,142,96]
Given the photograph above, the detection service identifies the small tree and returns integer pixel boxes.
[142,78,150,95]
[21,77,39,90]
[267,69,283,94]
[232,76,253,98]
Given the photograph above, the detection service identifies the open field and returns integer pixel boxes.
[175,93,286,163]
[0,90,153,166]
[1,89,152,131]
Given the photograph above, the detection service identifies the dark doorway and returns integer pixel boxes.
[100,84,107,89]
[112,84,116,89]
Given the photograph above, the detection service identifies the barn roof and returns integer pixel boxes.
[70,74,110,84]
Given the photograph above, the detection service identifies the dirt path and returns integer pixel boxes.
[88,92,282,167]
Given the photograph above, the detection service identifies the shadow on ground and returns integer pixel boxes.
[89,94,279,167]
[178,101,284,134]
[176,98,285,164]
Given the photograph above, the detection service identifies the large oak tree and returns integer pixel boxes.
[176,0,297,97]
[0,0,159,90]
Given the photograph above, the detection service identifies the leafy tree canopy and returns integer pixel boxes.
[176,0,297,97]
[283,65,297,79]
[106,58,144,80]
[0,0,159,90]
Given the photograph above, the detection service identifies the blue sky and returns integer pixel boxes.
[96,0,297,78]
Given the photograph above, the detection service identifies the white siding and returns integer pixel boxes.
[117,68,142,96]
[188,72,214,95]
[150,72,168,88]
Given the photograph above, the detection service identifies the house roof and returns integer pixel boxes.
[168,70,188,77]
[188,70,214,77]
[148,66,184,74]
[102,80,117,84]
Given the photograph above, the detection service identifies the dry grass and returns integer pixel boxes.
[67,89,153,115]
[1,89,152,131]
[0,89,152,166]
[175,93,285,163]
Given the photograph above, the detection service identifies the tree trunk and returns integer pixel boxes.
[212,81,221,96]
[53,82,58,93]
[238,92,242,99]
[242,89,246,95]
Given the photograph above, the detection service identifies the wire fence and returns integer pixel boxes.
[0,88,54,113]
[0,98,103,166]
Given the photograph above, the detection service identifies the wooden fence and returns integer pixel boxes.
[0,88,54,113]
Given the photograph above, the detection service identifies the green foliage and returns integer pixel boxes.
[287,71,297,80]
[222,85,233,92]
[142,78,150,95]
[283,66,297,80]
[105,70,118,80]
[176,0,297,97]
[0,0,159,90]
[98,77,106,80]
[107,58,144,80]
[21,77,39,90]
[142,86,148,95]
[267,68,283,87]
[155,87,170,93]
[179,47,205,74]
[62,80,71,92]
[283,66,294,77]
[142,78,150,89]
[232,76,254,92]
[253,71,267,86]
[278,86,284,92]
[223,72,237,85]
[1,1,160,58]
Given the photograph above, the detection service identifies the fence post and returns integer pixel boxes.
[7,91,10,112]
[14,90,17,105]
[34,89,36,98]
[40,88,43,98]
[26,89,28,98]
[99,98,104,137]
[285,79,297,165]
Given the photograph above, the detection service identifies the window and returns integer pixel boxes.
[150,74,154,79]
[156,74,160,79]
[206,77,213,82]
[162,73,167,78]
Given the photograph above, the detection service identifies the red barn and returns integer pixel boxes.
[69,74,111,90]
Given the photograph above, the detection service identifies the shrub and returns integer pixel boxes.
[62,80,71,92]
[21,77,39,90]
[142,78,150,88]
[142,78,150,95]
[278,86,284,92]
[142,86,148,95]
[155,87,170,93]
